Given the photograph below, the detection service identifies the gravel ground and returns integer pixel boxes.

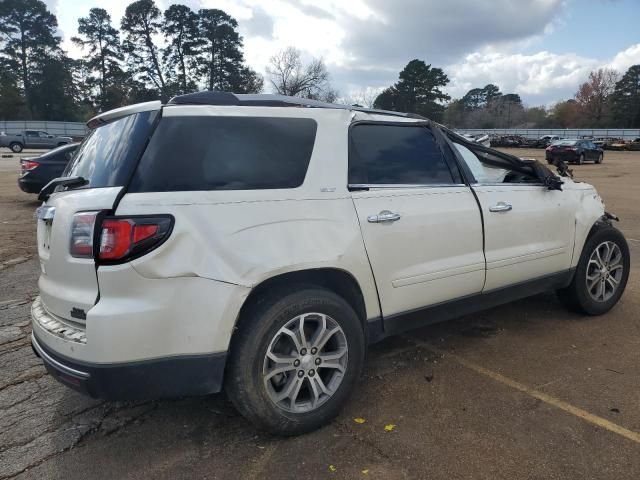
[1,148,639,479]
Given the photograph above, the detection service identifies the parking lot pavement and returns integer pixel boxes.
[1,149,640,479]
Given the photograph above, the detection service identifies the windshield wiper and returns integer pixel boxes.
[38,176,88,201]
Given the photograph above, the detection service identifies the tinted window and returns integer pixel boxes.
[64,110,157,188]
[129,116,317,192]
[349,124,454,185]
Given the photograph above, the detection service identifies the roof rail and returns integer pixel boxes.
[167,91,428,121]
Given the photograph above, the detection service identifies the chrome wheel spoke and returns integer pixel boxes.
[313,326,340,351]
[280,327,303,352]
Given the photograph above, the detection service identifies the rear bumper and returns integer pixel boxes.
[18,175,45,193]
[32,332,226,400]
[546,151,579,163]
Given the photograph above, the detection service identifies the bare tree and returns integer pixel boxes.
[575,68,619,126]
[341,87,381,108]
[267,47,336,101]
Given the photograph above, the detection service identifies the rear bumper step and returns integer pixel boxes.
[31,334,227,400]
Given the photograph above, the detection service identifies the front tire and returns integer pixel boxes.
[225,287,365,435]
[596,153,603,164]
[577,153,585,165]
[557,226,629,315]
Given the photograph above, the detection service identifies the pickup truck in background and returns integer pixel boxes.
[0,130,73,153]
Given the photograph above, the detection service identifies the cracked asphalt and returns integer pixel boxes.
[1,149,639,479]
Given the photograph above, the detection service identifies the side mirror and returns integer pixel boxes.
[48,135,54,138]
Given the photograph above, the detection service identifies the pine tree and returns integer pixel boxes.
[611,65,640,128]
[0,0,61,117]
[163,4,199,95]
[72,8,127,111]
[121,0,166,99]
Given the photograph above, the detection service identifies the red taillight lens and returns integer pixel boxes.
[69,214,172,262]
[132,224,158,243]
[70,212,98,258]
[97,216,173,263]
[99,219,133,260]
[21,160,40,171]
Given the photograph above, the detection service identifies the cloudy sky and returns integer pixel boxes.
[46,0,640,106]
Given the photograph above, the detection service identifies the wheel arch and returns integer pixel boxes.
[236,268,369,332]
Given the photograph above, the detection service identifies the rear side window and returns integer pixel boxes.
[349,124,454,185]
[129,116,317,192]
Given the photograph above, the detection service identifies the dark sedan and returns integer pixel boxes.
[18,143,79,193]
[546,139,603,165]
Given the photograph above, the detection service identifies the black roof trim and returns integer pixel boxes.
[167,91,427,120]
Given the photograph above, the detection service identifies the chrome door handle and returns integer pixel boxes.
[489,202,512,213]
[367,210,401,223]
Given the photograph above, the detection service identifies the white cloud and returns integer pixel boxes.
[50,0,640,105]
[607,43,640,73]
[445,51,600,105]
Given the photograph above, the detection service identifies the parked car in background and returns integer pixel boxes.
[489,134,529,148]
[533,135,562,148]
[18,143,78,193]
[546,139,603,165]
[0,130,73,153]
[626,138,640,151]
[30,93,629,435]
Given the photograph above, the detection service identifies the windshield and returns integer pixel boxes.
[64,110,157,188]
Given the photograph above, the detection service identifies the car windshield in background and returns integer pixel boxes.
[554,140,578,146]
[64,110,157,188]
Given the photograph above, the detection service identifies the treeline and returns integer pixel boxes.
[371,61,640,129]
[1,0,639,128]
[0,0,262,121]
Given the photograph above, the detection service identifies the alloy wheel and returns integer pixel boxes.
[586,241,624,302]
[263,313,348,413]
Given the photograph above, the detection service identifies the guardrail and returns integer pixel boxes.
[457,128,640,140]
[0,120,88,137]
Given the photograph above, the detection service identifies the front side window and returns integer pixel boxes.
[453,143,509,184]
[129,116,317,192]
[349,124,455,185]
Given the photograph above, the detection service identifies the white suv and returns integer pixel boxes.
[31,92,630,435]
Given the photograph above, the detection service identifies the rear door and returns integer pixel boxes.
[349,123,485,318]
[37,108,158,322]
[452,142,575,291]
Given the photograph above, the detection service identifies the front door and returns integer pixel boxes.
[349,123,485,318]
[452,141,575,292]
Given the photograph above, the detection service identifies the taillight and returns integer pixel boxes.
[70,212,98,258]
[69,213,173,262]
[21,160,40,171]
[98,216,172,263]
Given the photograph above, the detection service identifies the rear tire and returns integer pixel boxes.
[225,287,365,436]
[577,153,585,165]
[596,153,603,164]
[10,142,23,153]
[557,226,629,315]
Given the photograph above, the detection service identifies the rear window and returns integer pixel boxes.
[554,140,578,146]
[349,124,454,185]
[64,111,158,188]
[129,116,317,192]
